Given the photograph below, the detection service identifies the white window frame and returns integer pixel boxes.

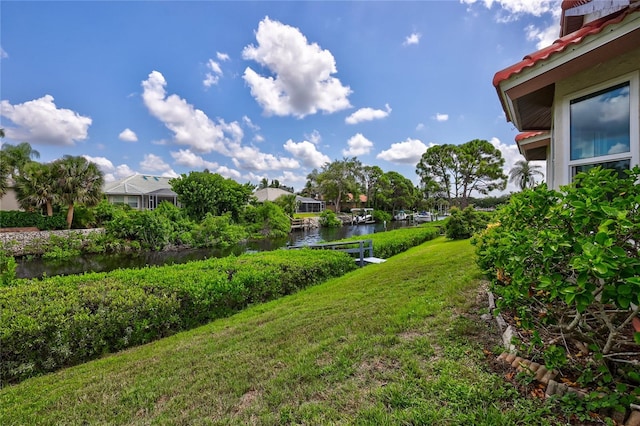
[561,71,639,183]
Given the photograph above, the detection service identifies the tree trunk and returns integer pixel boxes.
[46,201,53,217]
[66,204,74,229]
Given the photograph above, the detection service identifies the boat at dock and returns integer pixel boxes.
[351,208,375,225]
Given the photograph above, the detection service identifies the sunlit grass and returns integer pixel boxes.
[0,237,558,425]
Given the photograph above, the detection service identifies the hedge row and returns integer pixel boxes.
[0,249,356,385]
[344,222,443,259]
[0,211,67,230]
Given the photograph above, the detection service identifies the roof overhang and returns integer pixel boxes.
[515,131,550,161]
[494,6,640,131]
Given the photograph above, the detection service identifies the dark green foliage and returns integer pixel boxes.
[343,223,441,258]
[473,167,640,399]
[191,213,247,248]
[319,209,342,227]
[170,171,253,222]
[0,211,67,230]
[0,250,356,385]
[242,202,290,239]
[445,207,490,240]
[372,209,391,224]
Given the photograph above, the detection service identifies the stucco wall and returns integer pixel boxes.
[551,46,640,188]
[0,228,104,256]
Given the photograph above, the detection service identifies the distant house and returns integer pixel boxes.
[493,0,640,189]
[103,174,178,210]
[252,187,325,213]
[0,179,20,211]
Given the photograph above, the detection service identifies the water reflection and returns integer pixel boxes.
[16,221,413,279]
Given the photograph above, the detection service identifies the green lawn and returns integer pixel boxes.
[0,237,557,425]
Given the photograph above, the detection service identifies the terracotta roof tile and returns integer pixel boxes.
[493,7,637,88]
[515,131,546,142]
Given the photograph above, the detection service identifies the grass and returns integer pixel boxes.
[0,237,558,425]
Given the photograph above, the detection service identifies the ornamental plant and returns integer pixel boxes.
[474,167,640,397]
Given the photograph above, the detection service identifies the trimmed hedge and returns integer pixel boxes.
[343,222,442,259]
[0,249,356,385]
[0,211,67,230]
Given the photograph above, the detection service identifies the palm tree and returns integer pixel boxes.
[509,160,544,191]
[15,162,58,216]
[53,156,104,228]
[1,142,40,177]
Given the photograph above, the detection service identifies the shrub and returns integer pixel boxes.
[319,209,342,227]
[473,167,640,398]
[0,249,356,384]
[0,211,67,230]
[444,206,490,240]
[242,202,290,239]
[192,213,247,249]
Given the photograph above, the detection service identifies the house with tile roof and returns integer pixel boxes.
[493,0,640,189]
[103,174,178,210]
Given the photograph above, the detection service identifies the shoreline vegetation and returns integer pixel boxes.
[1,237,565,425]
[0,224,442,385]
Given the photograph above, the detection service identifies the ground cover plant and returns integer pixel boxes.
[0,238,563,425]
[342,221,442,258]
[0,249,356,385]
[474,167,640,418]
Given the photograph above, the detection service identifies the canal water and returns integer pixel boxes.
[16,221,410,279]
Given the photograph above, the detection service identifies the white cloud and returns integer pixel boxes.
[242,16,352,118]
[217,52,230,61]
[82,155,135,182]
[142,70,232,154]
[345,104,391,125]
[433,113,449,122]
[217,165,242,180]
[283,139,331,168]
[253,134,265,143]
[170,149,219,170]
[462,0,560,47]
[242,115,260,131]
[118,128,138,142]
[416,123,425,131]
[140,153,178,177]
[0,95,92,146]
[377,138,429,165]
[525,21,559,49]
[343,133,374,156]
[0,47,7,59]
[489,136,546,193]
[403,32,421,46]
[203,58,224,88]
[305,129,322,145]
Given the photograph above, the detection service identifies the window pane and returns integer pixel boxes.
[571,159,630,179]
[570,82,630,160]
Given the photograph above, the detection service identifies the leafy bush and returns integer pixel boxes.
[0,211,67,230]
[373,209,392,224]
[343,223,441,258]
[0,249,357,385]
[0,250,16,287]
[319,209,342,227]
[445,206,491,240]
[192,213,247,249]
[242,202,290,239]
[473,167,640,398]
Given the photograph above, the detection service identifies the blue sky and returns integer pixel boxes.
[1,0,559,193]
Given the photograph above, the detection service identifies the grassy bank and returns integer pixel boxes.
[0,238,555,424]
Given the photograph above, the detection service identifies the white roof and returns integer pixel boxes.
[103,174,176,196]
[253,187,293,202]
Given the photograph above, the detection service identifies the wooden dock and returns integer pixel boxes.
[290,218,311,231]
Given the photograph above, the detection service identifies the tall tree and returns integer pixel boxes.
[53,156,104,228]
[416,140,507,208]
[311,158,362,213]
[416,144,458,205]
[456,139,507,207]
[15,162,58,216]
[0,130,7,197]
[361,165,383,208]
[377,171,417,213]
[170,171,254,221]
[509,159,544,190]
[1,142,41,177]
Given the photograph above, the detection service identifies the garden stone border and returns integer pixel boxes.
[485,288,640,426]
